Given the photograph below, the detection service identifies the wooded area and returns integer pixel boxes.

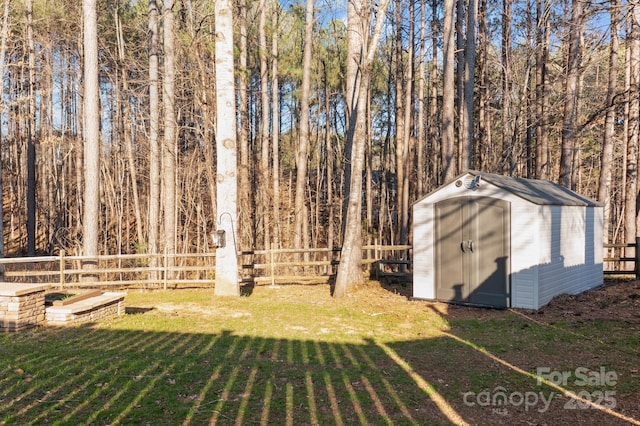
[0,0,636,287]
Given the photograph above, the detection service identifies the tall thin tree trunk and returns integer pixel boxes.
[559,0,583,188]
[598,0,619,246]
[163,0,177,271]
[477,0,488,169]
[455,0,464,171]
[501,0,512,173]
[115,7,144,248]
[535,0,550,179]
[461,0,478,170]
[417,0,426,196]
[0,0,10,259]
[148,0,160,265]
[442,0,456,182]
[26,0,36,256]
[626,5,640,261]
[400,0,413,246]
[271,3,281,250]
[294,0,314,251]
[238,0,252,250]
[258,0,270,251]
[394,0,405,244]
[430,0,439,186]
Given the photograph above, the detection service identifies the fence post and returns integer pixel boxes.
[59,249,65,289]
[633,237,640,279]
[164,250,168,290]
[270,243,275,287]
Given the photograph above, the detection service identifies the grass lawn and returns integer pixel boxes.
[1,281,639,425]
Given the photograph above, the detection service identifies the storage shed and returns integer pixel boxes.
[412,171,603,309]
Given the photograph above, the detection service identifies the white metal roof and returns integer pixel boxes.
[416,170,603,207]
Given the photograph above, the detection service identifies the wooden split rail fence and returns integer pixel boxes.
[0,245,413,289]
[603,238,640,279]
[0,241,634,289]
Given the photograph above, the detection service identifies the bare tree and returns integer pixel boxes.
[334,0,391,298]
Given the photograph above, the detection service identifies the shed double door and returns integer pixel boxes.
[435,196,510,308]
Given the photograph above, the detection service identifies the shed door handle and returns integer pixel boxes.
[460,241,466,253]
[468,240,474,252]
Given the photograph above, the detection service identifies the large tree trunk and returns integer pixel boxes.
[214,0,240,296]
[334,0,390,298]
[82,0,100,273]
[342,0,364,228]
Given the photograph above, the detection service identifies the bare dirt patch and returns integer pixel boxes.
[539,278,640,323]
[428,278,640,425]
[439,278,640,324]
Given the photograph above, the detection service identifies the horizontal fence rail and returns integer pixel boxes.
[0,251,217,290]
[240,244,412,285]
[1,240,633,289]
[603,237,640,278]
[0,245,413,289]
